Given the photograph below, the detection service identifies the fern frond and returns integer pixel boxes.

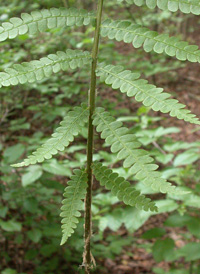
[0,50,91,88]
[96,63,200,125]
[92,161,157,212]
[60,169,87,245]
[101,19,200,63]
[12,104,89,167]
[93,107,178,194]
[118,0,200,15]
[0,8,95,41]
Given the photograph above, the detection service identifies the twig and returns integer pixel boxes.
[62,0,69,8]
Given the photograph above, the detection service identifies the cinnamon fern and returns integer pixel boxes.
[12,104,89,167]
[0,50,91,88]
[118,0,200,15]
[60,169,87,245]
[92,161,157,212]
[3,2,199,268]
[93,107,179,194]
[0,8,95,41]
[101,19,200,62]
[96,63,200,125]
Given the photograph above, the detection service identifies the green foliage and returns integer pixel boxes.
[0,50,91,88]
[60,169,87,245]
[177,242,200,262]
[141,227,166,239]
[95,197,178,232]
[12,104,89,167]
[96,63,200,125]
[101,19,200,62]
[21,165,43,186]
[0,219,22,232]
[152,238,175,262]
[93,234,133,260]
[93,107,178,194]
[118,0,200,15]
[92,161,157,211]
[165,213,200,238]
[152,230,200,263]
[2,269,17,274]
[0,7,95,42]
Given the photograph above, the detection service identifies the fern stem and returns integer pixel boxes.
[84,0,104,272]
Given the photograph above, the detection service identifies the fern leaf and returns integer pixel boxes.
[12,104,89,167]
[0,50,91,88]
[101,19,200,63]
[92,161,157,212]
[60,169,87,245]
[93,107,179,194]
[0,8,95,42]
[118,0,200,15]
[96,63,200,125]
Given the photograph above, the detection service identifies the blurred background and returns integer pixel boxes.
[0,0,200,273]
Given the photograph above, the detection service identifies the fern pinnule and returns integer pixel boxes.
[118,0,200,15]
[0,50,91,88]
[0,8,95,42]
[92,161,158,212]
[96,63,200,125]
[93,107,179,194]
[101,19,200,63]
[60,169,87,245]
[12,104,89,167]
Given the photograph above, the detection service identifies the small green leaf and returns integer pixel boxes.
[21,165,43,187]
[2,269,17,274]
[4,144,25,163]
[155,199,178,213]
[0,206,8,218]
[152,238,175,262]
[164,214,192,227]
[174,149,199,166]
[23,198,38,213]
[99,209,123,232]
[40,244,58,257]
[142,228,166,239]
[0,220,22,232]
[27,229,42,243]
[177,243,200,262]
[42,159,71,176]
[122,207,151,232]
[186,218,200,238]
